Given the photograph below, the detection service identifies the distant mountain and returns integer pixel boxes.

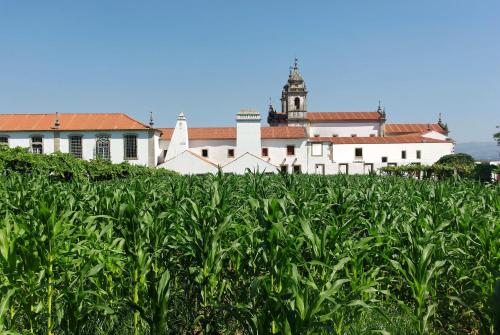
[454,141,499,161]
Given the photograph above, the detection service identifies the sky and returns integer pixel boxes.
[0,1,499,143]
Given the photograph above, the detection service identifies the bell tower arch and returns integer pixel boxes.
[280,58,308,126]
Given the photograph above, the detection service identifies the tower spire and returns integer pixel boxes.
[294,57,298,70]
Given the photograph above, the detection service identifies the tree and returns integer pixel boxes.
[436,153,475,167]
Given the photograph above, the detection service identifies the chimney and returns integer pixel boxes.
[54,112,60,129]
[236,109,261,156]
[165,112,189,161]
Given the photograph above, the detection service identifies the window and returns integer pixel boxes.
[294,97,300,110]
[96,135,110,160]
[0,136,8,146]
[355,148,363,159]
[293,165,301,173]
[351,134,357,137]
[401,150,407,159]
[311,143,323,156]
[262,148,269,157]
[364,163,374,174]
[332,134,338,137]
[382,156,388,163]
[280,165,288,173]
[313,134,319,137]
[416,150,421,159]
[227,149,234,158]
[31,136,43,154]
[315,164,325,175]
[286,145,295,156]
[339,163,349,174]
[69,135,82,158]
[202,149,208,158]
[124,135,137,160]
[369,134,376,137]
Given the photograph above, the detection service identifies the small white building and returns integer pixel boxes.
[0,62,454,174]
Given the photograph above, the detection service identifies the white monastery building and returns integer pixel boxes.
[0,62,454,175]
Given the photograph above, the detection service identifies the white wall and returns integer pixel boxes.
[308,122,380,137]
[58,131,150,165]
[159,150,218,175]
[222,153,278,174]
[304,141,454,174]
[236,121,261,156]
[189,139,236,166]
[261,139,307,173]
[0,131,55,154]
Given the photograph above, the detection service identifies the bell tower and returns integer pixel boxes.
[281,58,308,126]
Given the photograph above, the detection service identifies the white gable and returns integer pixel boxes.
[421,131,449,141]
[165,113,189,161]
[222,152,278,174]
[158,150,218,175]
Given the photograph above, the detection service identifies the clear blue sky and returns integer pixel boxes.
[1,1,499,142]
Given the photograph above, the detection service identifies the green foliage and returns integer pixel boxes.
[0,146,173,180]
[0,173,498,334]
[436,153,475,167]
[380,163,475,179]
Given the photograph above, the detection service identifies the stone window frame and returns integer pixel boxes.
[68,134,83,159]
[95,134,111,160]
[311,143,323,157]
[30,134,44,154]
[123,134,138,160]
[0,135,10,146]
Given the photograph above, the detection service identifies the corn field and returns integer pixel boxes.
[0,172,498,334]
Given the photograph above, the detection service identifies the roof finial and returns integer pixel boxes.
[438,112,442,123]
[294,57,298,70]
[149,111,154,127]
[289,66,293,76]
[54,111,60,128]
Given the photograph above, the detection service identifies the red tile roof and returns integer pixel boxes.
[309,135,452,144]
[0,113,150,131]
[385,123,447,134]
[159,126,306,140]
[261,127,305,139]
[307,112,382,122]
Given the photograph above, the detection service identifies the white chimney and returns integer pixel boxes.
[165,112,189,160]
[236,109,261,156]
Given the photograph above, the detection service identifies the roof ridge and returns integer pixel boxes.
[118,113,151,129]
